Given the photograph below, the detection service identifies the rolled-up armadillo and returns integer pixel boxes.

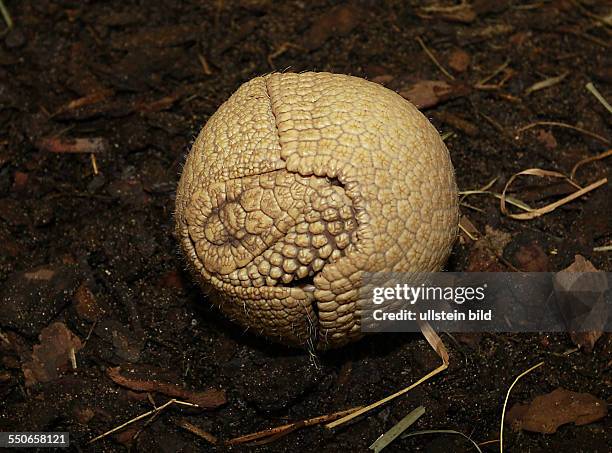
[175,72,458,349]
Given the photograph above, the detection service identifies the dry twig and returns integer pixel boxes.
[569,0,612,29]
[516,121,610,145]
[593,244,612,252]
[500,362,544,453]
[226,407,361,445]
[415,36,455,80]
[500,168,607,220]
[88,399,200,444]
[0,0,12,34]
[267,42,303,69]
[586,82,612,114]
[175,419,218,445]
[524,72,569,95]
[475,59,511,90]
[326,321,449,429]
[570,148,612,179]
[197,54,213,75]
[90,154,99,175]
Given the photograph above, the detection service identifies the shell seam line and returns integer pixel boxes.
[264,76,321,347]
[263,77,284,161]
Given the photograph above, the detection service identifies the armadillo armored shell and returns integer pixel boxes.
[175,72,458,350]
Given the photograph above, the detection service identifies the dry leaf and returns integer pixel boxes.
[22,322,83,386]
[371,74,395,85]
[554,255,608,352]
[435,111,478,136]
[301,3,362,51]
[106,366,226,408]
[506,388,607,434]
[536,130,558,150]
[399,81,469,109]
[512,241,550,272]
[73,283,105,322]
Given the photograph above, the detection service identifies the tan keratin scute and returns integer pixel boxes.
[175,72,458,350]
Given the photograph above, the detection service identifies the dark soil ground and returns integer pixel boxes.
[0,1,610,452]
